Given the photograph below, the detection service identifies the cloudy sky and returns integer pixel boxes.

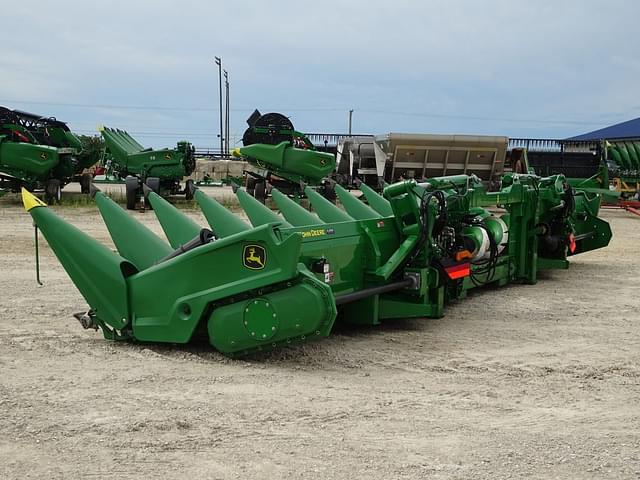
[2,0,639,148]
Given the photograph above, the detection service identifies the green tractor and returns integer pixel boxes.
[99,126,196,209]
[0,106,97,202]
[236,111,336,202]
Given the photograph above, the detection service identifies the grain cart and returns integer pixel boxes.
[238,111,335,202]
[0,106,96,202]
[99,126,196,209]
[23,162,611,356]
[336,133,509,191]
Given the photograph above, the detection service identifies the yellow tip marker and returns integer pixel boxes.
[231,148,242,158]
[21,187,47,212]
[97,124,104,132]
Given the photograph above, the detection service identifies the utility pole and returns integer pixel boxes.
[348,109,354,136]
[215,56,223,157]
[224,69,229,156]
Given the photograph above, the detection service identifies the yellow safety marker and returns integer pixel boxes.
[21,187,47,211]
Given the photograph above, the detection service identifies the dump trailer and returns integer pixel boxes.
[336,133,509,190]
[99,126,196,209]
[23,163,611,357]
[238,111,336,202]
[0,106,96,201]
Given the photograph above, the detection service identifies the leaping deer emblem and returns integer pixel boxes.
[243,245,266,269]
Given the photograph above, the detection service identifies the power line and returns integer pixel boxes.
[2,98,624,127]
[73,129,224,137]
[0,98,346,113]
[357,109,608,126]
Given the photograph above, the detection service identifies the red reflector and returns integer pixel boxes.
[445,263,470,280]
[568,233,576,254]
[14,130,30,143]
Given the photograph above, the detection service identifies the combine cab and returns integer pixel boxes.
[0,106,96,202]
[99,127,196,209]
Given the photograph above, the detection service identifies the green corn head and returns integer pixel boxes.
[23,167,612,356]
[236,111,336,202]
[99,126,196,206]
[233,142,335,185]
[100,127,195,180]
[606,140,640,195]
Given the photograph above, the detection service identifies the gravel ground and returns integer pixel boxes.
[0,192,638,479]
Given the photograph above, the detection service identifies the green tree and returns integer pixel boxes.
[78,134,105,166]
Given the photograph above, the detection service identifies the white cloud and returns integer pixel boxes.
[1,0,638,146]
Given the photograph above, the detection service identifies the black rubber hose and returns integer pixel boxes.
[159,229,214,262]
[335,278,415,306]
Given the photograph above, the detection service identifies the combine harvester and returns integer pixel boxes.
[99,126,196,209]
[23,141,612,357]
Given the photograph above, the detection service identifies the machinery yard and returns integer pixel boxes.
[3,2,640,478]
[0,192,638,479]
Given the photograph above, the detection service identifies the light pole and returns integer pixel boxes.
[224,69,229,155]
[348,109,353,136]
[215,56,223,156]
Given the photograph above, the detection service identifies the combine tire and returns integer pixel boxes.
[320,182,337,202]
[45,179,61,204]
[125,177,139,210]
[79,173,92,194]
[145,177,160,194]
[185,179,196,200]
[143,177,161,210]
[254,181,266,204]
[245,176,256,196]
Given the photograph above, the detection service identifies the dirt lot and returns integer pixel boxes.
[0,192,638,479]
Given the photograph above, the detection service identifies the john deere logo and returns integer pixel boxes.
[40,153,47,160]
[243,244,266,270]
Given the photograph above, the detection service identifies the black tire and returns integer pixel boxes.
[79,173,92,194]
[143,177,161,210]
[320,182,337,202]
[145,177,160,194]
[125,176,139,210]
[254,181,266,204]
[245,176,256,196]
[185,179,196,200]
[45,179,61,204]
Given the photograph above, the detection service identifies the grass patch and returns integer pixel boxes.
[0,188,243,211]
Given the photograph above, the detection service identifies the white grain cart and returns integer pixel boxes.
[338,133,508,190]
